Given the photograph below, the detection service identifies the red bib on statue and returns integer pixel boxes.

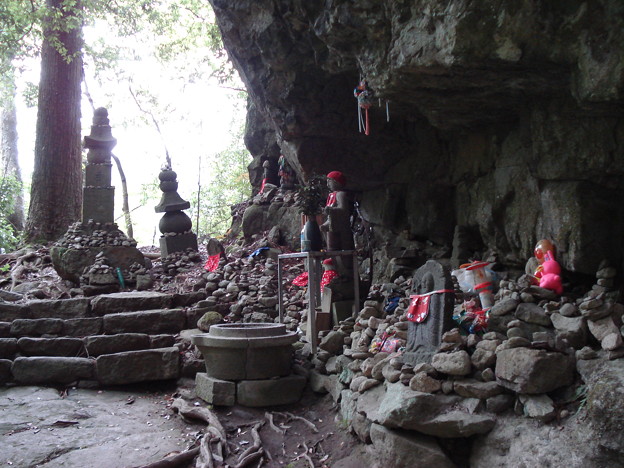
[407,294,431,323]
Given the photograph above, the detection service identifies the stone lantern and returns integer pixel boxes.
[154,166,198,259]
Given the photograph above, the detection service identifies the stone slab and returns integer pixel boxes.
[150,334,175,348]
[91,291,173,315]
[0,322,10,337]
[369,423,456,468]
[95,347,179,385]
[0,338,18,359]
[172,291,206,308]
[63,317,103,337]
[83,186,115,223]
[26,298,91,319]
[159,232,198,257]
[10,318,64,337]
[103,309,186,334]
[84,334,150,356]
[195,372,236,406]
[12,356,95,384]
[17,337,86,357]
[0,359,12,383]
[237,374,306,407]
[0,302,27,321]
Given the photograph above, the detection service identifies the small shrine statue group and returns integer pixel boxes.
[450,238,564,335]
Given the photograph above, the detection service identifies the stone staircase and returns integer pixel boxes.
[0,291,206,386]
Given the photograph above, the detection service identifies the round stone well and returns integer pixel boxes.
[192,323,298,381]
[192,323,304,406]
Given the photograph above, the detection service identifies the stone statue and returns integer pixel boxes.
[278,155,296,190]
[320,171,354,251]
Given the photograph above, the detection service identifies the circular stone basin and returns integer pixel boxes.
[192,323,298,381]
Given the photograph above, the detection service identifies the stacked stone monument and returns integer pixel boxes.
[51,108,145,289]
[154,166,198,260]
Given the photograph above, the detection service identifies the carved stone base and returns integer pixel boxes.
[159,232,198,258]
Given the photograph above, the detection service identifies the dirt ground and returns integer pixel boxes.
[0,379,365,468]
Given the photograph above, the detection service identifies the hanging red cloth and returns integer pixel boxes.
[204,253,221,272]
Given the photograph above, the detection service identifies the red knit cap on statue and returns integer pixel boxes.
[327,171,346,187]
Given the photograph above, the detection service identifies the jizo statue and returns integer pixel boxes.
[320,171,354,251]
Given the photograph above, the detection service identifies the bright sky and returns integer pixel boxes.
[14,21,247,245]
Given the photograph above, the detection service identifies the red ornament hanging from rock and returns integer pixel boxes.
[354,80,373,136]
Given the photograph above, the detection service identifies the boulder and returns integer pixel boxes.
[431,351,472,376]
[495,348,574,394]
[197,311,223,332]
[369,423,456,468]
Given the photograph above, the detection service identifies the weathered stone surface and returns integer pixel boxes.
[95,347,179,385]
[211,0,624,276]
[0,359,12,383]
[51,245,146,283]
[369,423,456,468]
[10,318,64,337]
[0,338,18,359]
[12,357,95,384]
[17,337,85,357]
[150,334,175,349]
[237,374,306,406]
[489,298,519,317]
[351,412,372,444]
[587,316,619,341]
[0,322,10,337]
[91,292,172,315]
[362,382,476,436]
[550,313,587,349]
[519,394,556,422]
[309,369,329,394]
[26,298,91,319]
[495,348,574,394]
[431,351,472,376]
[63,317,103,337]
[0,302,27,321]
[486,394,514,414]
[195,372,235,406]
[197,311,223,332]
[453,380,503,399]
[515,303,552,326]
[319,330,346,355]
[103,309,186,334]
[409,372,441,393]
[84,334,150,356]
[471,348,497,370]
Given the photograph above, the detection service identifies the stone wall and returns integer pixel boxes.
[210,0,624,276]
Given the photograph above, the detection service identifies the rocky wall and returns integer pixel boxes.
[210,0,624,276]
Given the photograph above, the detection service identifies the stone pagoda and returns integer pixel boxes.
[154,166,198,260]
[51,108,146,287]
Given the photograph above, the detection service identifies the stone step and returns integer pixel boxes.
[0,334,177,359]
[2,308,200,339]
[6,347,180,386]
[0,291,206,322]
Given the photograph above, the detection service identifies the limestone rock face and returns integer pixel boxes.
[210,0,624,274]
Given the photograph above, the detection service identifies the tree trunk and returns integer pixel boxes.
[24,0,83,243]
[1,88,25,232]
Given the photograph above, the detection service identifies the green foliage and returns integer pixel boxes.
[189,122,251,238]
[295,175,327,216]
[0,173,22,252]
